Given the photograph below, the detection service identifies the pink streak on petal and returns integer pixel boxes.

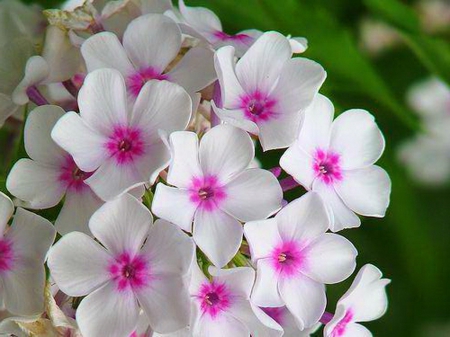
[239,90,279,124]
[58,155,93,193]
[127,67,170,97]
[270,240,306,279]
[212,31,254,44]
[0,239,14,273]
[105,125,146,165]
[261,306,286,325]
[196,280,233,320]
[109,251,151,292]
[313,148,343,185]
[331,309,354,337]
[188,175,227,212]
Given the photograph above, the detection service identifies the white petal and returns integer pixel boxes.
[251,258,284,307]
[244,218,281,261]
[6,159,65,209]
[141,0,173,13]
[89,194,152,256]
[0,94,19,126]
[195,313,249,337]
[279,143,315,189]
[214,46,245,108]
[0,192,13,235]
[131,80,192,143]
[236,32,291,93]
[78,69,128,135]
[81,32,135,75]
[342,323,372,337]
[166,131,202,188]
[168,46,216,94]
[276,192,329,243]
[312,180,361,232]
[24,105,67,165]
[199,124,254,182]
[178,0,222,34]
[209,266,255,299]
[12,56,50,105]
[193,208,243,268]
[47,232,111,297]
[258,113,303,151]
[330,109,385,170]
[51,111,108,172]
[211,101,259,134]
[135,275,191,333]
[279,275,326,330]
[136,141,172,185]
[77,282,139,337]
[335,166,391,217]
[55,189,103,235]
[141,219,194,276]
[303,233,357,284]
[289,37,308,53]
[123,14,181,71]
[151,184,197,232]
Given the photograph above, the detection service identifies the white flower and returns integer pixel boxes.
[51,68,192,201]
[48,194,195,337]
[0,192,56,316]
[213,31,326,151]
[244,192,357,330]
[152,124,283,267]
[81,13,216,100]
[6,105,103,235]
[323,264,390,337]
[280,94,391,231]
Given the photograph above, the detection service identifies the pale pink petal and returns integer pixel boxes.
[279,275,326,330]
[77,282,139,337]
[276,192,329,243]
[51,111,108,172]
[6,159,65,209]
[78,69,128,135]
[251,258,284,307]
[12,56,50,105]
[303,233,357,284]
[199,124,254,182]
[221,168,282,221]
[179,0,222,35]
[335,166,391,217]
[81,32,135,75]
[166,131,202,188]
[151,184,197,233]
[0,192,14,235]
[194,313,249,337]
[168,46,216,94]
[193,208,243,268]
[236,32,291,93]
[209,266,255,299]
[123,14,181,71]
[141,219,194,275]
[211,102,259,135]
[279,143,315,189]
[47,232,111,297]
[330,109,385,170]
[244,218,281,261]
[89,194,152,257]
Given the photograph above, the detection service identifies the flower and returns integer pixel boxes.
[47,194,195,337]
[6,105,103,235]
[244,192,357,330]
[0,192,56,316]
[212,31,326,151]
[81,13,216,99]
[152,124,283,267]
[51,68,192,201]
[323,264,390,337]
[280,94,391,231]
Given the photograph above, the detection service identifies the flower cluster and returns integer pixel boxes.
[0,0,392,336]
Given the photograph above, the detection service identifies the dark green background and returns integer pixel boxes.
[2,0,450,336]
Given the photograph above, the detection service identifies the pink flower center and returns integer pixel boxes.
[261,307,285,325]
[197,281,232,319]
[331,310,354,337]
[106,126,145,165]
[109,252,150,292]
[0,239,14,273]
[189,175,227,212]
[271,241,305,278]
[127,67,169,97]
[313,149,343,185]
[212,31,253,44]
[239,91,278,123]
[59,155,93,192]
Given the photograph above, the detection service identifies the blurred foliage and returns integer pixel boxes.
[1,0,450,336]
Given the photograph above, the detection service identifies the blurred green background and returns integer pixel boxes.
[1,0,450,336]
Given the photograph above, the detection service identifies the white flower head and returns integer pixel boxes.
[280,94,391,231]
[324,264,390,337]
[0,192,56,316]
[244,192,358,330]
[51,68,192,201]
[152,124,283,267]
[48,194,195,337]
[213,31,326,151]
[6,105,103,235]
